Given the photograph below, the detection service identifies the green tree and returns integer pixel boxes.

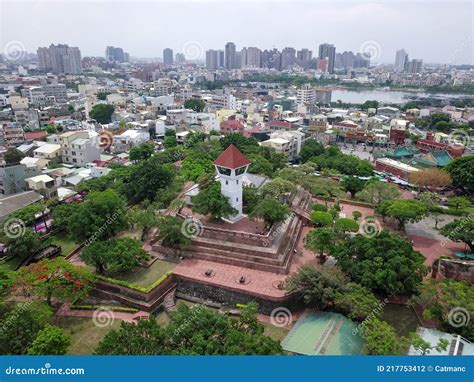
[334,283,381,322]
[361,318,405,355]
[95,317,166,355]
[260,178,296,199]
[356,181,400,207]
[0,302,52,355]
[310,211,333,227]
[220,133,259,155]
[27,324,70,355]
[285,265,347,309]
[45,124,57,134]
[81,238,149,274]
[89,104,115,124]
[341,176,366,198]
[0,263,13,301]
[248,155,274,177]
[163,135,177,148]
[304,227,335,259]
[352,210,362,221]
[312,203,328,212]
[181,152,214,182]
[96,303,282,355]
[250,198,289,228]
[14,258,94,306]
[123,159,175,203]
[184,98,206,112]
[157,216,191,254]
[243,186,260,214]
[448,196,470,210]
[127,206,160,241]
[411,335,449,355]
[5,230,43,260]
[445,155,474,193]
[4,148,24,166]
[192,182,237,221]
[411,279,473,341]
[96,92,110,101]
[334,218,359,234]
[440,218,474,252]
[360,100,379,110]
[300,139,325,163]
[129,143,154,162]
[383,200,429,230]
[60,189,127,242]
[333,231,427,295]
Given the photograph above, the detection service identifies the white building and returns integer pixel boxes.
[112,129,150,153]
[260,130,305,161]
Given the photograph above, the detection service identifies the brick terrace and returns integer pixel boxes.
[173,226,318,299]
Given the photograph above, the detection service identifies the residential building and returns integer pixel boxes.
[15,110,40,130]
[112,129,150,153]
[281,47,296,70]
[225,42,237,69]
[220,120,244,136]
[0,164,41,195]
[25,174,57,198]
[206,49,221,70]
[2,123,24,144]
[297,84,316,104]
[33,143,62,162]
[54,131,100,167]
[163,48,174,65]
[394,49,408,72]
[260,130,305,161]
[406,59,423,74]
[105,46,128,62]
[318,43,336,74]
[37,44,82,74]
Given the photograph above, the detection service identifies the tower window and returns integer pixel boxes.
[236,180,239,185]
[226,180,228,185]
[236,197,238,202]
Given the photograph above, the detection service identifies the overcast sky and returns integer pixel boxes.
[0,0,473,64]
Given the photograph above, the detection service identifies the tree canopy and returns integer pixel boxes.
[445,155,474,193]
[332,231,427,295]
[95,303,282,355]
[81,237,149,274]
[192,182,237,221]
[89,104,115,124]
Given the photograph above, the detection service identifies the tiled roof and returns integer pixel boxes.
[213,144,251,169]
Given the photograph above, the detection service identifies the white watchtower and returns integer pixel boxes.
[213,144,251,223]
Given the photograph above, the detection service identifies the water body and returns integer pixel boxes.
[324,89,472,105]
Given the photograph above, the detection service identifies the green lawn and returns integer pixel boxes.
[53,316,122,355]
[3,256,22,271]
[48,232,79,256]
[262,322,290,342]
[110,259,176,288]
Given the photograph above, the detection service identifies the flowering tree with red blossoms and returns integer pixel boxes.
[14,258,94,307]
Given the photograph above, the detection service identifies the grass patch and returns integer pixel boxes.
[118,228,142,241]
[109,260,176,288]
[48,232,79,256]
[53,316,122,355]
[2,256,22,271]
[262,322,290,342]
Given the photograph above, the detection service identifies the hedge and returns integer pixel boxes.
[95,271,173,293]
[70,304,139,313]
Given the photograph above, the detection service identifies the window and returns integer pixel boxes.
[236,197,238,202]
[225,180,228,185]
[236,180,239,185]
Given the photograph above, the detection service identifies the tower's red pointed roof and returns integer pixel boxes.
[213,144,251,169]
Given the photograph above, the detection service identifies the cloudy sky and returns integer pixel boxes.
[0,0,473,64]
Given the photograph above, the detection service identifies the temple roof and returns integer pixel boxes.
[213,144,251,169]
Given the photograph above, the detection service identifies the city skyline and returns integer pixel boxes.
[0,1,472,65]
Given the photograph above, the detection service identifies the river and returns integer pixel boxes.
[317,88,473,105]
